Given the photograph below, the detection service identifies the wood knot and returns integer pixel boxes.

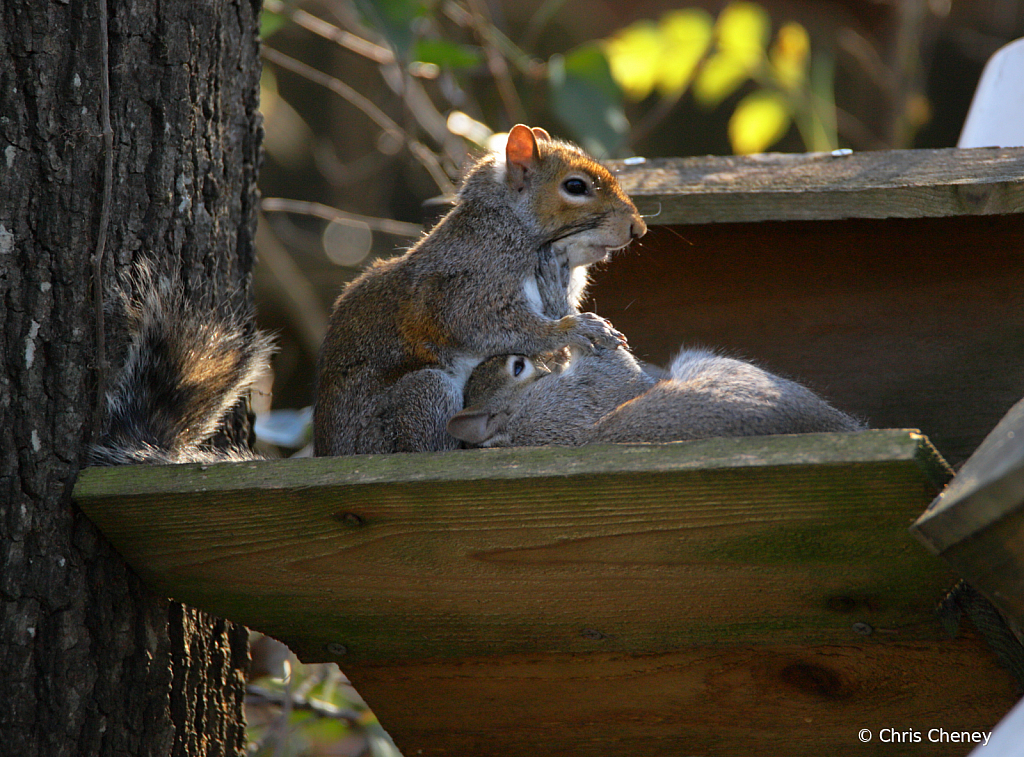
[334,511,365,527]
[778,662,851,701]
[825,594,881,614]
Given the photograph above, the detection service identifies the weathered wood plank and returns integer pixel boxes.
[353,641,1015,757]
[73,430,953,664]
[588,214,1024,465]
[912,398,1024,637]
[913,397,1024,554]
[610,147,1024,224]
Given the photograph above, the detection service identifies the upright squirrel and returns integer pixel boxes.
[90,270,273,466]
[313,124,646,456]
[447,346,865,447]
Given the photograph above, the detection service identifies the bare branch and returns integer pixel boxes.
[261,198,423,238]
[408,141,457,196]
[464,0,526,124]
[262,47,456,194]
[255,219,329,357]
[262,46,404,139]
[263,0,394,65]
[246,684,364,725]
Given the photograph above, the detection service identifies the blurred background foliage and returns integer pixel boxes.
[247,1,1024,753]
[246,634,402,756]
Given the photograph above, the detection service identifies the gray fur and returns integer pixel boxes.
[449,346,865,448]
[90,271,273,466]
[314,127,645,456]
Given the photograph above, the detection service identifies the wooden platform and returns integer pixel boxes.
[74,430,1019,755]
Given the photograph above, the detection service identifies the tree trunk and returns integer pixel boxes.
[0,1,263,755]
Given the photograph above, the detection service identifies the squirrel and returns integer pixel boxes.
[90,269,273,466]
[313,124,647,456]
[446,345,865,447]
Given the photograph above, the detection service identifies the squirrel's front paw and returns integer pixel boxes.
[564,312,627,352]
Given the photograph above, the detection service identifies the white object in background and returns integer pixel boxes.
[958,37,1024,148]
[968,694,1024,757]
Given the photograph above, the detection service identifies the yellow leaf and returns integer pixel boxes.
[603,22,662,101]
[770,22,810,90]
[729,89,792,154]
[693,53,749,107]
[716,1,770,68]
[656,9,714,97]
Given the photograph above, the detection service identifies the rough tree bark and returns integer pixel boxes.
[1,1,263,755]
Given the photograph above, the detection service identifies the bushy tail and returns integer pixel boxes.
[90,274,273,465]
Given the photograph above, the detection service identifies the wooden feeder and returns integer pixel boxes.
[75,147,1024,756]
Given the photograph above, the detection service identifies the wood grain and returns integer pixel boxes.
[350,640,1016,756]
[587,214,1024,465]
[610,147,1024,224]
[911,397,1024,636]
[74,430,953,663]
[73,431,1022,755]
[913,397,1024,554]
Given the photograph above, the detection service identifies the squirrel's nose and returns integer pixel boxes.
[631,219,647,239]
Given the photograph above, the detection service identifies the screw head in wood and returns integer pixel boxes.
[335,512,365,527]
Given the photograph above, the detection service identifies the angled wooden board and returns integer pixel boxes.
[913,397,1024,637]
[610,147,1024,224]
[913,397,1024,554]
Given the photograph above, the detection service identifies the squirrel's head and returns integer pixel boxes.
[460,126,647,267]
[447,353,552,446]
[497,124,647,268]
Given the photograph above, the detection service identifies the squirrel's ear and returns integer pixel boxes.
[447,409,496,445]
[531,127,551,141]
[505,124,540,192]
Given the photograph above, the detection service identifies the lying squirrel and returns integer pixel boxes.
[313,125,646,456]
[447,346,865,447]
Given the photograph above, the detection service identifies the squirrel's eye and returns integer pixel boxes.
[512,357,526,377]
[562,178,588,196]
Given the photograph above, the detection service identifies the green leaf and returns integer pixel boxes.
[412,39,482,70]
[728,89,792,154]
[301,715,351,744]
[260,10,288,39]
[693,1,771,107]
[548,43,628,158]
